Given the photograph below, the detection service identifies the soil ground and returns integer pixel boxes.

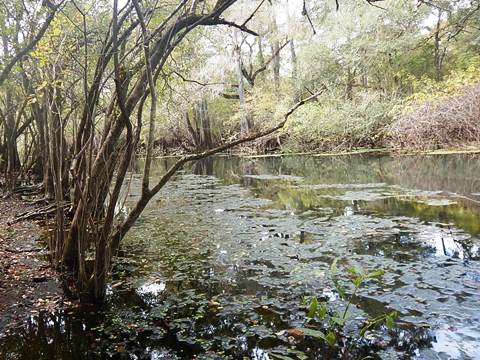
[0,197,63,333]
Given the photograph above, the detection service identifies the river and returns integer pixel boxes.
[1,153,480,359]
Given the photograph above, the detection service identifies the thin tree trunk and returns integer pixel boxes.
[199,99,213,149]
[433,8,444,81]
[290,39,299,101]
[270,8,280,90]
[235,44,250,135]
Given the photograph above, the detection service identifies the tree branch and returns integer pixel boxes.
[241,0,267,28]
[247,39,290,86]
[172,70,226,86]
[216,19,259,36]
[112,89,325,249]
[302,0,316,35]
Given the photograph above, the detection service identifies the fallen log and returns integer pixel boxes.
[11,201,71,223]
[2,183,44,198]
[5,247,44,253]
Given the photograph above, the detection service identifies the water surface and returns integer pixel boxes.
[1,154,480,359]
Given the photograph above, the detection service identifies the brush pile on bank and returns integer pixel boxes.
[389,84,480,150]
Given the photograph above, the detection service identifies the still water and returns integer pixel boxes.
[1,154,480,359]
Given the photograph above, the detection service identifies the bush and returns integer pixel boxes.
[284,92,398,152]
[389,84,480,149]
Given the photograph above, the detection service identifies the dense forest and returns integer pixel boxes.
[1,0,480,359]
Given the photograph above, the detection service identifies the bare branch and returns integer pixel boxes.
[365,0,386,10]
[172,70,226,86]
[246,39,290,86]
[241,0,267,28]
[302,0,316,35]
[216,18,259,36]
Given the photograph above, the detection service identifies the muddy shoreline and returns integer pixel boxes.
[0,197,63,333]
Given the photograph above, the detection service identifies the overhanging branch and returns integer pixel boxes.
[111,88,325,249]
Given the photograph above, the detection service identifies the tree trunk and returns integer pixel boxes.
[270,9,280,90]
[199,98,213,149]
[433,8,444,81]
[235,44,251,136]
[345,67,354,101]
[1,34,21,189]
[290,39,299,101]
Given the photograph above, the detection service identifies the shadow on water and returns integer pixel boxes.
[2,154,480,359]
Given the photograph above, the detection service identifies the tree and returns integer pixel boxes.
[0,0,64,189]
[419,0,480,80]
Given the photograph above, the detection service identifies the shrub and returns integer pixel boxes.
[389,84,480,149]
[284,92,398,151]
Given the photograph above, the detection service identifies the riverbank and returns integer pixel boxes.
[246,145,480,158]
[0,197,63,334]
[152,143,480,160]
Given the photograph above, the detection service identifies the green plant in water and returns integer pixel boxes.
[301,259,398,347]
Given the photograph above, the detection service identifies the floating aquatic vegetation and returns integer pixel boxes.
[2,154,480,359]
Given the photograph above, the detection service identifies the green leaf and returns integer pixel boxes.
[298,327,327,341]
[331,315,346,326]
[334,281,347,300]
[317,303,328,319]
[308,297,318,318]
[352,276,363,288]
[367,269,385,279]
[385,315,395,329]
[301,296,312,306]
[385,311,397,329]
[326,331,337,346]
[330,258,338,275]
[346,266,358,275]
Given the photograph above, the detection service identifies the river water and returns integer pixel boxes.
[1,153,480,359]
